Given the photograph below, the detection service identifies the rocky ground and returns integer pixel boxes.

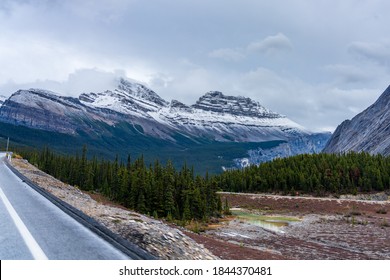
[10,158,390,260]
[192,193,390,259]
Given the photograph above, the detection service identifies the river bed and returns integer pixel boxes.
[230,208,300,233]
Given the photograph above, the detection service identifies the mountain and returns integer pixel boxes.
[323,85,390,156]
[0,95,6,106]
[231,132,331,169]
[1,78,309,142]
[77,78,307,142]
[0,78,330,173]
[0,89,114,135]
[157,91,307,142]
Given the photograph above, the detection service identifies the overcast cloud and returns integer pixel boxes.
[1,0,389,132]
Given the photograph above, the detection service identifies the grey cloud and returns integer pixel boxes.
[208,48,245,62]
[236,67,384,132]
[60,0,136,23]
[0,68,133,97]
[65,68,127,95]
[1,0,390,132]
[148,73,173,89]
[348,41,390,65]
[324,64,373,84]
[209,33,292,62]
[247,33,293,54]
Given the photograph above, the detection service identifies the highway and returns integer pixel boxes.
[0,152,131,260]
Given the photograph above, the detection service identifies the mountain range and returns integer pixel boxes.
[324,85,390,156]
[0,78,330,173]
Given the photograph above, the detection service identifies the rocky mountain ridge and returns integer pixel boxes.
[0,78,331,172]
[323,85,390,156]
[0,78,311,143]
[0,89,123,135]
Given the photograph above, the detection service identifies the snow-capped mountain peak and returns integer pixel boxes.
[1,78,314,143]
[0,78,333,172]
[117,78,168,107]
[153,90,308,142]
[79,78,169,117]
[193,91,281,118]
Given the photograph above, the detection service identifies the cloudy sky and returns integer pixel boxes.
[1,0,390,132]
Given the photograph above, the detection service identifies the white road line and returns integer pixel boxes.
[0,186,48,260]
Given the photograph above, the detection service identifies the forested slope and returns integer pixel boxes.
[216,152,390,196]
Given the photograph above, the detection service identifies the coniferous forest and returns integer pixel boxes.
[19,147,390,222]
[215,152,390,196]
[20,146,222,222]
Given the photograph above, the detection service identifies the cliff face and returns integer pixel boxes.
[323,85,390,156]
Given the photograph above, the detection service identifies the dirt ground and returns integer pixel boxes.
[186,192,390,260]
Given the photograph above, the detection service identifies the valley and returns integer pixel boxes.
[1,79,389,260]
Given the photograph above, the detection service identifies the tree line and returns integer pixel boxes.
[19,147,390,222]
[20,146,222,222]
[215,152,390,196]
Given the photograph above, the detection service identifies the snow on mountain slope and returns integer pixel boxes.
[193,91,279,118]
[0,78,334,168]
[0,78,319,144]
[0,89,119,134]
[0,95,6,105]
[79,81,309,142]
[10,89,82,113]
[156,91,307,142]
[79,78,168,119]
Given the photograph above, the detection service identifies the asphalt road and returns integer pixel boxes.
[0,152,130,260]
